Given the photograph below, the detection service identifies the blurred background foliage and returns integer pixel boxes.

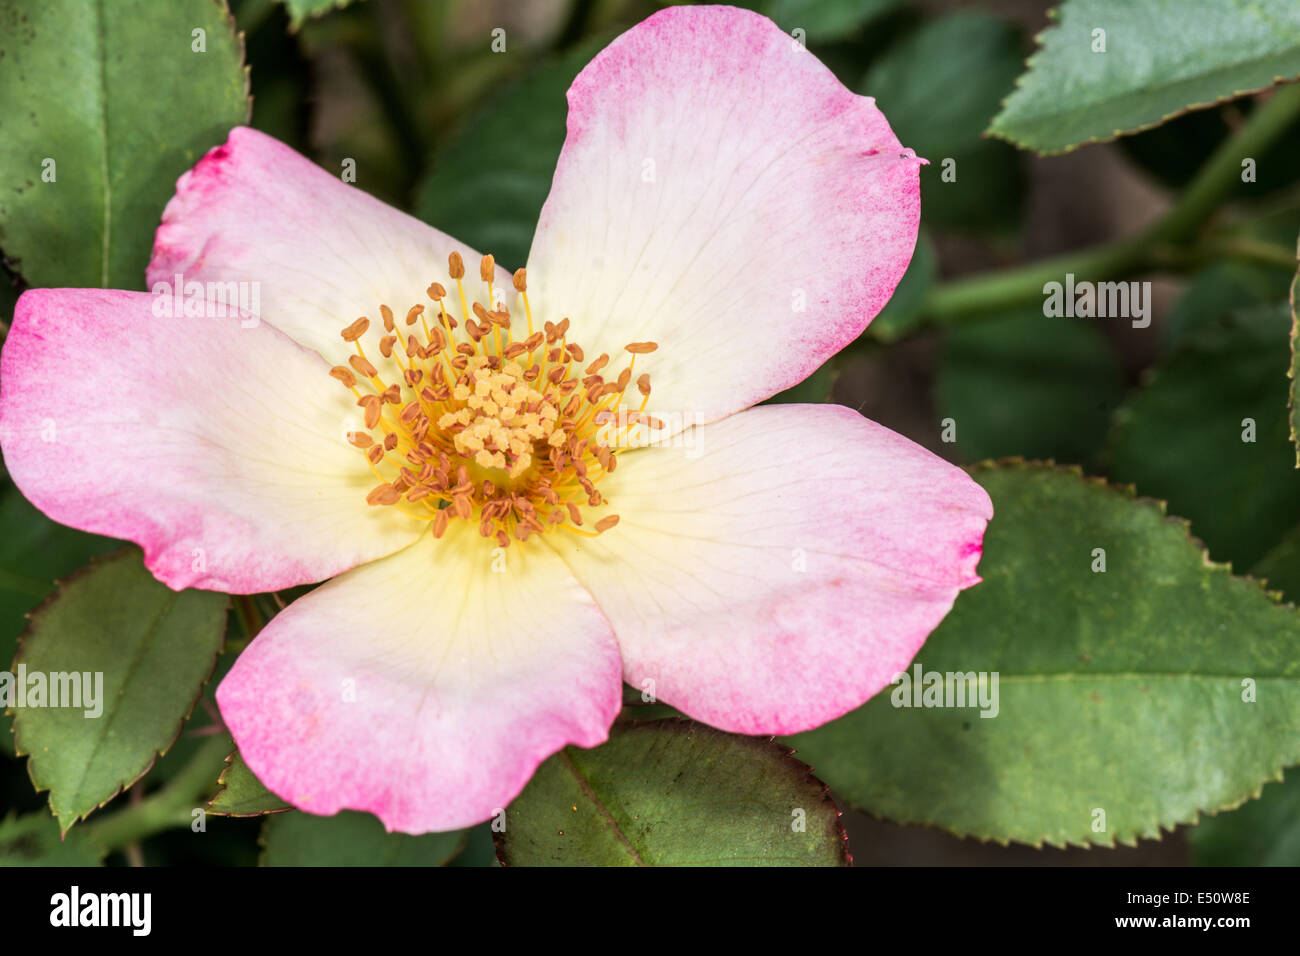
[3,0,1300,866]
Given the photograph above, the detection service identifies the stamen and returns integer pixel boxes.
[328,250,660,548]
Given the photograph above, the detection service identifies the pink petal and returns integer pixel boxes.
[0,289,424,592]
[148,126,512,367]
[545,403,992,735]
[526,5,921,423]
[216,523,624,834]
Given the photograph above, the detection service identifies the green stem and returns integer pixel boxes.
[923,82,1300,322]
[84,735,231,852]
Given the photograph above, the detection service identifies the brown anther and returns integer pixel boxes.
[449,252,465,280]
[378,305,395,332]
[432,509,450,538]
[379,335,396,358]
[566,503,583,526]
[405,305,425,326]
[329,366,357,388]
[347,432,374,448]
[349,354,378,378]
[480,255,495,282]
[358,394,382,429]
[383,433,399,451]
[566,344,584,362]
[367,445,384,465]
[381,384,402,405]
[341,317,370,342]
[594,515,619,533]
[366,483,401,506]
[427,282,446,301]
[586,354,609,375]
[625,341,658,354]
[512,268,527,292]
[636,373,651,396]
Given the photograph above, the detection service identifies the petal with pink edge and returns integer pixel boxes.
[216,523,624,834]
[525,4,921,423]
[0,289,424,593]
[544,403,992,735]
[148,126,513,368]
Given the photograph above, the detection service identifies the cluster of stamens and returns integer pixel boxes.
[328,251,661,548]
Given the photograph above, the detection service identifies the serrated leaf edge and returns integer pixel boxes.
[8,547,229,835]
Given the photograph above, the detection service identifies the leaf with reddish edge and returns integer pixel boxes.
[988,0,1300,155]
[790,461,1300,849]
[11,548,228,832]
[1288,233,1300,468]
[497,719,849,866]
[208,748,293,817]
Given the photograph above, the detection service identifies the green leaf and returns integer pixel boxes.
[867,230,934,342]
[414,37,605,271]
[0,486,118,755]
[935,310,1124,466]
[1165,260,1291,354]
[1254,522,1300,601]
[866,11,1023,156]
[280,0,358,31]
[1191,772,1300,866]
[988,0,1300,154]
[0,0,250,288]
[789,462,1300,848]
[209,749,293,817]
[0,810,105,865]
[260,811,466,866]
[760,0,903,42]
[863,11,1025,232]
[11,548,228,831]
[1109,304,1300,569]
[498,719,848,866]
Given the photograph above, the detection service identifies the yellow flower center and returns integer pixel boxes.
[328,251,661,548]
